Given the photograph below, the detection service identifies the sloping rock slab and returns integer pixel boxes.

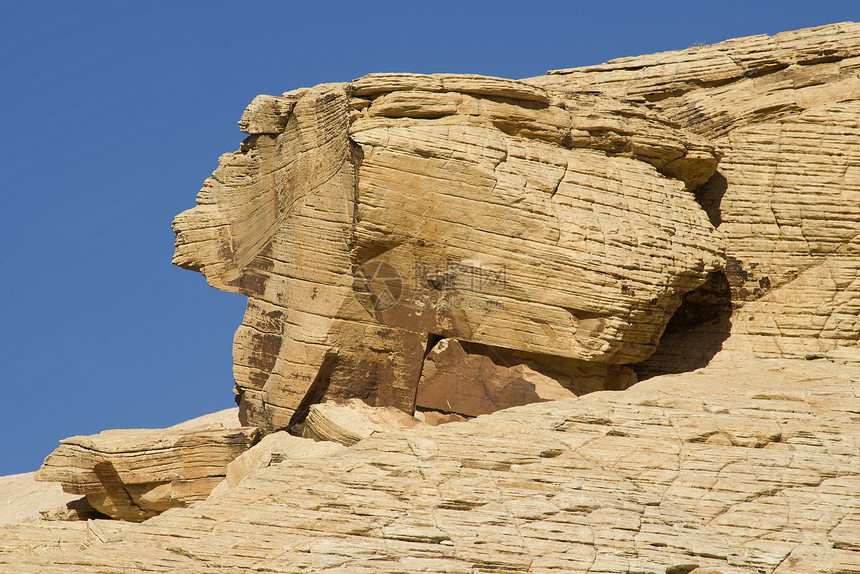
[211,431,347,495]
[0,472,80,526]
[2,359,857,573]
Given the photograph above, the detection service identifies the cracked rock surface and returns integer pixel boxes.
[35,426,259,522]
[1,359,858,573]
[3,22,859,574]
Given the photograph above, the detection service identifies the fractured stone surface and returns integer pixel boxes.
[1,359,857,573]
[415,338,635,417]
[4,22,858,574]
[527,22,860,370]
[303,398,426,446]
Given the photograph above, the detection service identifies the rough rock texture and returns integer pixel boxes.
[167,407,241,431]
[414,409,470,426]
[302,398,426,446]
[36,427,258,521]
[526,22,860,373]
[3,22,858,574]
[1,359,858,573]
[172,71,724,431]
[0,519,130,563]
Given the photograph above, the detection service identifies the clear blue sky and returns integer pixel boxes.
[1,1,856,475]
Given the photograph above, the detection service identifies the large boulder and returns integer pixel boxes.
[302,398,426,446]
[172,74,724,431]
[36,427,258,522]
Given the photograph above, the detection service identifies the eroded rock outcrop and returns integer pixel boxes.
[415,338,635,417]
[526,22,860,372]
[302,398,426,445]
[210,431,347,495]
[4,22,857,574]
[173,73,724,430]
[36,426,258,521]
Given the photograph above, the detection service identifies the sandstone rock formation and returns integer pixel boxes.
[171,22,860,432]
[36,426,258,521]
[2,22,858,574]
[415,338,637,417]
[303,398,426,445]
[1,359,857,573]
[212,431,347,495]
[172,71,725,431]
[525,22,860,374]
[167,407,241,431]
[0,519,130,563]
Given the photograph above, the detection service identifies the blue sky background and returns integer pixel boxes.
[1,1,857,475]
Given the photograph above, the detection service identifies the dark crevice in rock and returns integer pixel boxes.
[633,271,733,380]
[411,333,446,413]
[287,350,339,434]
[693,171,727,228]
[665,271,733,332]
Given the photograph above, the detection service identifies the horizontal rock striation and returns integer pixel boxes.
[173,74,724,431]
[526,22,860,371]
[4,22,859,574]
[302,398,426,446]
[36,427,258,521]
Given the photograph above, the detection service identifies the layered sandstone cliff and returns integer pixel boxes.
[526,22,860,374]
[172,66,725,432]
[170,23,860,434]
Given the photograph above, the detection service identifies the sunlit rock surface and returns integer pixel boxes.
[526,22,860,373]
[2,22,858,574]
[2,359,858,573]
[172,75,723,431]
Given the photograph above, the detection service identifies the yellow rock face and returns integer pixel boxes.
[528,22,860,372]
[4,23,860,574]
[172,75,723,430]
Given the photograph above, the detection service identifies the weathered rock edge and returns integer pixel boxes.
[35,427,258,522]
[526,21,860,371]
